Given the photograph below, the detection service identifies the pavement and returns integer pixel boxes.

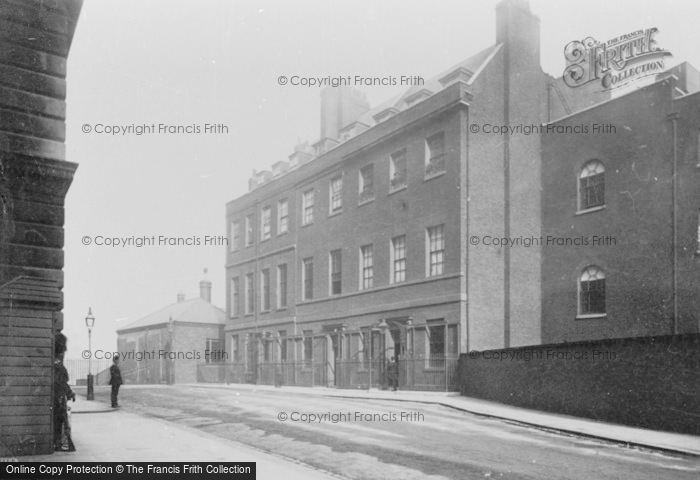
[21,382,699,476]
[23,394,342,480]
[190,382,700,457]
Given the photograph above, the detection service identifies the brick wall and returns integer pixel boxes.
[457,333,700,435]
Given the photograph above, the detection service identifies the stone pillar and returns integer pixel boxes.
[0,0,82,456]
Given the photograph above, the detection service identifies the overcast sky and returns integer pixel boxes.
[62,0,700,358]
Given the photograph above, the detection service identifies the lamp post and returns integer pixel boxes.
[85,307,95,401]
[167,316,174,385]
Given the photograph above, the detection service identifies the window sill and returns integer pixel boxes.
[328,209,343,218]
[260,309,271,314]
[260,237,270,243]
[424,171,445,181]
[389,185,407,195]
[277,230,288,237]
[575,205,606,216]
[358,197,375,207]
[426,271,446,279]
[301,221,314,228]
[576,313,607,320]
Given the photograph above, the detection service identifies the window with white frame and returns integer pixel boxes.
[579,160,605,210]
[231,220,240,251]
[303,330,313,366]
[390,150,407,191]
[579,266,605,315]
[278,199,288,234]
[302,257,313,300]
[330,175,343,213]
[359,164,374,203]
[245,214,254,246]
[261,268,270,311]
[426,322,446,367]
[205,338,222,364]
[231,277,240,316]
[245,273,254,314]
[261,207,271,241]
[302,189,314,225]
[427,225,445,276]
[391,235,406,283]
[277,264,288,308]
[425,132,445,178]
[360,244,373,290]
[330,249,342,295]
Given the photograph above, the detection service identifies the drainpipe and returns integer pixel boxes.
[668,111,679,335]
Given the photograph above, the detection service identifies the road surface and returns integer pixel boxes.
[85,385,700,480]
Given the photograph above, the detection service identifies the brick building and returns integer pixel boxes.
[116,272,225,384]
[0,0,82,456]
[541,65,700,343]
[219,0,610,390]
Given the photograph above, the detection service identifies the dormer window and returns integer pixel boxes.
[404,89,432,107]
[373,107,400,124]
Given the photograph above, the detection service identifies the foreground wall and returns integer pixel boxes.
[0,0,82,456]
[458,334,700,435]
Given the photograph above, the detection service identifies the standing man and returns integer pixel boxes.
[109,354,123,408]
[387,356,399,392]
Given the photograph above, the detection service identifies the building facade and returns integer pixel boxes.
[116,273,226,385]
[541,66,700,343]
[0,0,82,456]
[221,0,610,390]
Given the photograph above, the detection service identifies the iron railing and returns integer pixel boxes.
[197,353,459,391]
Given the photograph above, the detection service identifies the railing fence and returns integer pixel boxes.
[197,353,459,392]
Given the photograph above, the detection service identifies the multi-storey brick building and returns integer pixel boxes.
[220,0,611,390]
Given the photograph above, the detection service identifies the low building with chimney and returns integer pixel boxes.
[115,270,226,384]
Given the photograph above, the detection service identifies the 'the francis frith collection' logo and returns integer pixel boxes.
[563,28,672,91]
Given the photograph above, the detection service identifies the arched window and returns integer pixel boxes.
[580,266,605,315]
[579,160,605,210]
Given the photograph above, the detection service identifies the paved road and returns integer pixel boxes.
[87,385,700,480]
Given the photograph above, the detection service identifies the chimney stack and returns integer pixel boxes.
[177,292,185,303]
[320,86,370,141]
[199,268,212,303]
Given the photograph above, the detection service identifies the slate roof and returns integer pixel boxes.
[117,297,225,333]
[355,44,501,127]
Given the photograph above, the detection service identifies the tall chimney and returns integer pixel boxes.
[320,86,370,141]
[199,268,212,303]
[177,291,185,303]
[495,0,544,348]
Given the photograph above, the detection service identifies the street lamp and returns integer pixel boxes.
[85,307,95,401]
[167,316,174,385]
